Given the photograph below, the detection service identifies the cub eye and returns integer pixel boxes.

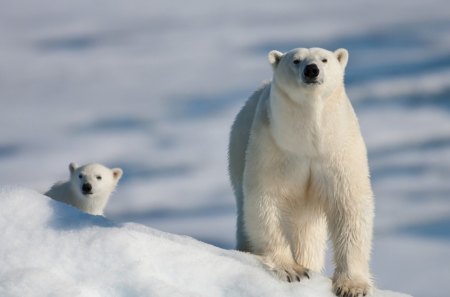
[293,59,301,65]
[96,176,102,180]
[322,59,327,63]
[78,174,83,179]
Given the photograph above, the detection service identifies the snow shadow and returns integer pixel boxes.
[397,217,450,241]
[169,89,247,120]
[196,236,234,250]
[249,19,450,86]
[393,189,450,203]
[112,162,192,185]
[251,26,427,54]
[345,53,450,86]
[368,137,450,183]
[33,17,187,53]
[355,88,450,113]
[71,116,152,134]
[369,136,450,160]
[371,163,439,182]
[36,34,99,52]
[112,203,234,223]
[0,144,21,159]
[48,199,120,230]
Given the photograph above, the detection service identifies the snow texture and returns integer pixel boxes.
[0,186,411,297]
[0,0,449,296]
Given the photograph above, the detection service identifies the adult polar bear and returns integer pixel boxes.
[229,47,373,297]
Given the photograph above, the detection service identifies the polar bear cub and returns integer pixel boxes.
[229,47,374,297]
[45,162,123,215]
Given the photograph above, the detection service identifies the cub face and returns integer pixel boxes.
[69,162,122,199]
[268,47,349,101]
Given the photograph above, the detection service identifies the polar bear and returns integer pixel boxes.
[45,162,123,216]
[228,47,374,297]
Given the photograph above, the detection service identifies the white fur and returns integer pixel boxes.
[229,47,374,296]
[45,162,123,216]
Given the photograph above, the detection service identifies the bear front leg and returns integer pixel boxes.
[326,194,374,297]
[243,188,310,283]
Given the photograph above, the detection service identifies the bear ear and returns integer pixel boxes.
[112,168,123,181]
[334,48,349,69]
[69,162,78,174]
[268,50,283,68]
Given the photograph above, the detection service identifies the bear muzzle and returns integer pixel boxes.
[303,63,322,84]
[82,183,93,195]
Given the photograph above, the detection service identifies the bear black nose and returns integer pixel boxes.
[304,64,320,79]
[82,183,92,193]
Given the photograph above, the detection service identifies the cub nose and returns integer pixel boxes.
[303,64,320,79]
[82,183,92,193]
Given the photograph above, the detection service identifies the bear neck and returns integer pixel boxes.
[268,82,345,156]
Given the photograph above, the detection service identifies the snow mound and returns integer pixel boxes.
[0,186,411,297]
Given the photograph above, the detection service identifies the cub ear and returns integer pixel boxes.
[112,168,123,181]
[334,48,349,69]
[268,50,283,68]
[69,162,78,174]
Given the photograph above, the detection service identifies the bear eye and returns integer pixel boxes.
[293,59,301,65]
[322,59,327,63]
[96,176,102,180]
[78,174,83,179]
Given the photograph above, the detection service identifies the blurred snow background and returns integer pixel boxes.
[0,0,449,296]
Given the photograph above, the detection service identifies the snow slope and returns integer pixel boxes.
[0,186,410,297]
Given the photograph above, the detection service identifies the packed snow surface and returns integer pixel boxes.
[0,0,449,296]
[0,186,411,297]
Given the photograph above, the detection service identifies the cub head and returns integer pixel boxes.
[69,162,123,199]
[268,47,348,101]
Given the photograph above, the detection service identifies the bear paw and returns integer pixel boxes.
[260,257,310,282]
[332,274,372,297]
[279,265,310,283]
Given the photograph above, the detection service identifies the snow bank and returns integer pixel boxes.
[0,186,410,297]
[1,0,449,295]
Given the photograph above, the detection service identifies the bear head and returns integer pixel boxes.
[69,162,123,199]
[268,47,348,102]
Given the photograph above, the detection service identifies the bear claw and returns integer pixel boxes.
[260,256,310,284]
[333,275,371,297]
[274,265,310,283]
